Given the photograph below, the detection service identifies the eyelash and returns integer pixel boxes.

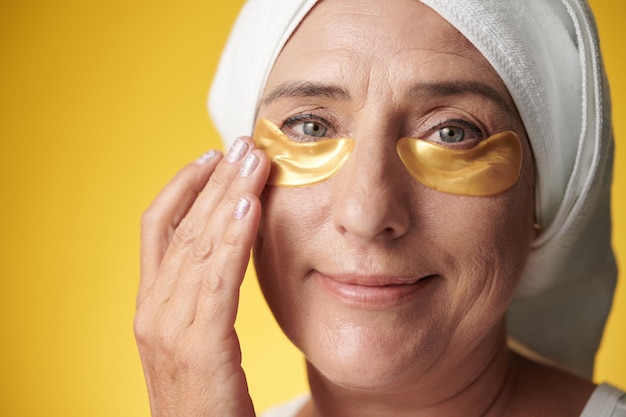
[281,112,485,142]
[428,118,485,140]
[281,112,337,142]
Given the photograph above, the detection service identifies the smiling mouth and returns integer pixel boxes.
[313,272,436,309]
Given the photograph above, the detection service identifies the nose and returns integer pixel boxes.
[331,133,411,244]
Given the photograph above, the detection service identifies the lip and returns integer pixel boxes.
[313,271,434,309]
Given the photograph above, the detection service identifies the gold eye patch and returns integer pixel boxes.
[396,132,522,196]
[253,118,354,187]
[253,118,522,196]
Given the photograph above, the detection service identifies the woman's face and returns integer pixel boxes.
[253,0,535,391]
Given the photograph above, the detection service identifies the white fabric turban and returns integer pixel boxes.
[209,0,616,377]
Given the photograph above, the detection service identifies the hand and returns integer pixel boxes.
[134,137,269,417]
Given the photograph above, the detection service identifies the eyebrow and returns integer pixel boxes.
[261,81,350,105]
[261,79,514,114]
[407,81,514,113]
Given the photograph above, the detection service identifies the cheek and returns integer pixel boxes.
[255,185,331,258]
[433,165,535,315]
[413,194,533,359]
[453,137,535,266]
[252,185,331,329]
[252,149,535,350]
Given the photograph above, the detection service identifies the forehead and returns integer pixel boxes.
[288,0,479,56]
[263,0,513,111]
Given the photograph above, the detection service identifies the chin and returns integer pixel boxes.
[301,319,443,392]
[311,360,416,392]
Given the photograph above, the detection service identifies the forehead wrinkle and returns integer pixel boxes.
[407,81,516,115]
[263,0,521,131]
[261,81,351,106]
[262,38,373,114]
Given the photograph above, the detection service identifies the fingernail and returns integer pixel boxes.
[226,138,248,164]
[239,153,259,177]
[234,197,251,219]
[196,150,216,164]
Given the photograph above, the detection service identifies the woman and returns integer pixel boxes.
[134,0,625,415]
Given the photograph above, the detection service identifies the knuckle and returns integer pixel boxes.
[208,170,230,190]
[171,217,199,248]
[134,305,177,351]
[133,309,154,346]
[221,227,243,252]
[189,234,216,263]
[201,268,227,296]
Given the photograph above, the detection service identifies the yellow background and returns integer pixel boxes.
[0,1,623,415]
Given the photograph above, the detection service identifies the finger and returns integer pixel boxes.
[194,193,261,336]
[174,137,254,249]
[150,138,258,304]
[141,138,255,331]
[186,148,268,270]
[163,149,269,328]
[138,150,222,306]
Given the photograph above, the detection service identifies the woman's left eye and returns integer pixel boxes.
[427,119,484,145]
[439,126,465,143]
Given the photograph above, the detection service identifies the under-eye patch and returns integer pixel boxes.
[396,132,522,196]
[253,118,522,196]
[253,118,354,187]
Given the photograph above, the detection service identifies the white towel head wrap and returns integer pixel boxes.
[209,0,616,377]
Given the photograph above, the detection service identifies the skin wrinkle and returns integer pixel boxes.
[260,35,523,137]
[261,82,351,106]
[425,331,512,413]
[451,336,516,417]
[262,80,514,131]
[407,81,516,116]
[406,149,535,413]
[302,0,516,121]
[248,0,592,415]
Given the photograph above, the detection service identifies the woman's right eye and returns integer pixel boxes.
[296,121,328,138]
[282,113,333,142]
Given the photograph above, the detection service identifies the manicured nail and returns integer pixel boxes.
[239,153,259,177]
[196,150,216,164]
[226,138,248,164]
[234,197,251,219]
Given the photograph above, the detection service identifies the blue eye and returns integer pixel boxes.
[301,121,328,137]
[439,126,465,143]
[282,113,334,142]
[430,119,484,145]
